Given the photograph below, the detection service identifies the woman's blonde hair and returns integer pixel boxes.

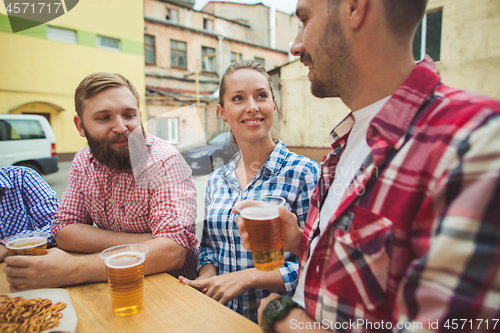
[218,59,281,145]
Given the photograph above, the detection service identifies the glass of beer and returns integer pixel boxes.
[100,244,149,316]
[5,234,48,288]
[235,196,286,271]
[5,236,48,257]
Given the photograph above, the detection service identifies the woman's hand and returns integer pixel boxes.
[180,270,252,305]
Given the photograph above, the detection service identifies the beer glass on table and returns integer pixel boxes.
[100,244,149,316]
[235,196,285,271]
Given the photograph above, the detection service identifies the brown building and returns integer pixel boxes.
[143,0,300,147]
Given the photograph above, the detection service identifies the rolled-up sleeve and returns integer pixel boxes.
[197,176,218,272]
[148,150,198,250]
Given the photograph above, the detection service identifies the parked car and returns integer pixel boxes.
[0,114,59,175]
[180,131,237,175]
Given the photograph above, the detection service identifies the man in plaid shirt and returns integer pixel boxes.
[4,73,198,290]
[237,0,500,332]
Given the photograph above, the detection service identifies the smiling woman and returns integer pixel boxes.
[179,60,319,323]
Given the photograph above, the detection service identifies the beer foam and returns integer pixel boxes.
[6,237,47,250]
[105,251,146,269]
[240,206,279,220]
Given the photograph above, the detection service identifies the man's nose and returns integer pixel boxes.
[112,117,127,134]
[290,29,304,57]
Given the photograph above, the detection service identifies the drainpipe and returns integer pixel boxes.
[218,35,224,79]
[269,4,276,49]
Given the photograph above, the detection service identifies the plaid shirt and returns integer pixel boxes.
[198,141,318,322]
[0,166,58,245]
[299,57,500,332]
[52,134,198,279]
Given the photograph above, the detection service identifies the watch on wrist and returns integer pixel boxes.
[261,296,301,333]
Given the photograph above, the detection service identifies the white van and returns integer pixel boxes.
[0,114,59,175]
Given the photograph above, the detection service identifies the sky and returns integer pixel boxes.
[194,0,298,15]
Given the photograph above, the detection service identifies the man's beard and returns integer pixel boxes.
[306,11,355,99]
[83,124,145,172]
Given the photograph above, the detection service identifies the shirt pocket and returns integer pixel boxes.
[84,196,106,226]
[121,202,150,233]
[326,206,393,311]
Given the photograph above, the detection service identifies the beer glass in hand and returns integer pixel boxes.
[5,233,48,288]
[100,244,149,316]
[235,196,285,271]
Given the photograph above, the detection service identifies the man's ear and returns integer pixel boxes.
[345,0,368,30]
[74,115,86,137]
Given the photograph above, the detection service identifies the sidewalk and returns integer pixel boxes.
[42,161,209,240]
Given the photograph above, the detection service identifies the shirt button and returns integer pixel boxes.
[109,198,113,203]
[350,230,361,242]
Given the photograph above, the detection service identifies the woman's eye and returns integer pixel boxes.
[258,93,268,99]
[232,96,242,102]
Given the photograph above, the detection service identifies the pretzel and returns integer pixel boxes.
[0,294,66,333]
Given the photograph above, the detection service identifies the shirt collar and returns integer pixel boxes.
[329,56,441,151]
[221,140,289,179]
[368,56,441,149]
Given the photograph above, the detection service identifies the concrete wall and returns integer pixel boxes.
[279,61,349,154]
[429,0,500,99]
[275,10,301,53]
[0,0,145,156]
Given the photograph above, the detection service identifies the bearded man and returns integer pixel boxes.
[4,73,198,290]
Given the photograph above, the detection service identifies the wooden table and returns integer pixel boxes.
[0,262,263,333]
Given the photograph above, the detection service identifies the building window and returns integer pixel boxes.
[154,118,179,144]
[254,57,265,68]
[413,9,442,62]
[231,52,242,63]
[97,36,121,52]
[171,40,187,68]
[166,8,178,23]
[47,26,77,44]
[145,35,156,65]
[202,46,216,73]
[203,18,214,32]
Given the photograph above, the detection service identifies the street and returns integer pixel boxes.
[42,162,209,240]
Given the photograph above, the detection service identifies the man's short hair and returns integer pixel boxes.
[74,72,140,117]
[381,0,428,37]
